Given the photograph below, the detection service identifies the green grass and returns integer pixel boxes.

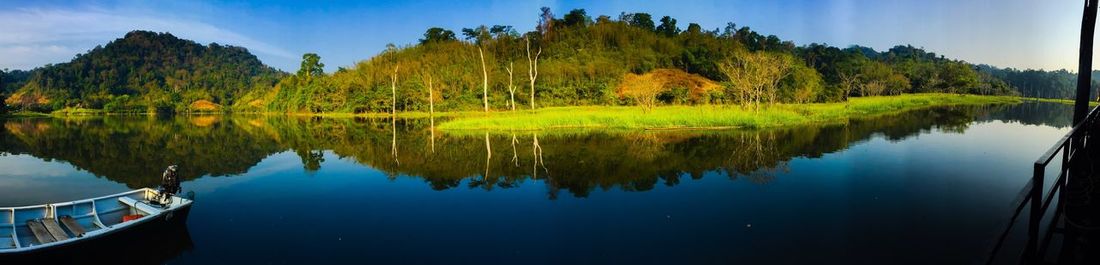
[50,107,106,116]
[1021,97,1100,106]
[279,110,482,119]
[436,93,1022,131]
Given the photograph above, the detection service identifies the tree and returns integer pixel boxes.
[420,71,435,116]
[621,12,655,31]
[939,62,980,94]
[562,9,589,27]
[479,46,489,112]
[391,64,399,116]
[857,61,909,96]
[420,27,457,44]
[489,25,515,38]
[858,61,890,96]
[684,23,703,35]
[656,16,680,37]
[538,7,554,37]
[618,72,664,112]
[461,25,494,112]
[718,50,794,109]
[461,26,492,45]
[596,15,612,24]
[526,36,542,109]
[298,53,325,82]
[505,61,517,111]
[780,63,825,103]
[834,56,866,100]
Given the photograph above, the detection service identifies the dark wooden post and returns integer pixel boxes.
[1074,0,1098,125]
[1026,164,1044,263]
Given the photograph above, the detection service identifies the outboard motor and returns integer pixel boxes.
[156,165,181,205]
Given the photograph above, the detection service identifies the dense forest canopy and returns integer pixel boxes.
[3,31,285,113]
[0,8,1094,114]
[241,8,1077,113]
[0,69,32,114]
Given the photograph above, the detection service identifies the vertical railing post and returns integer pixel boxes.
[1027,163,1045,263]
[1074,0,1098,125]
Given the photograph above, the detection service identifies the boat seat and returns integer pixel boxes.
[41,218,70,241]
[59,215,87,237]
[26,220,56,245]
[118,197,162,216]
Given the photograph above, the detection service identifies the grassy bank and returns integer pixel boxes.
[1022,97,1100,106]
[436,93,1022,131]
[279,110,482,119]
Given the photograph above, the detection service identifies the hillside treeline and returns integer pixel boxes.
[252,8,1028,113]
[1,8,1096,114]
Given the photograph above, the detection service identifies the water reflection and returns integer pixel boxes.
[0,103,1071,198]
[1,219,193,264]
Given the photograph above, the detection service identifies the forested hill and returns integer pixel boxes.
[2,10,1095,115]
[251,9,1025,114]
[4,30,284,112]
[977,65,1100,99]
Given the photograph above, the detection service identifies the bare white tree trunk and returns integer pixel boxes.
[427,74,435,153]
[506,61,516,111]
[428,75,434,117]
[479,46,489,112]
[526,37,541,110]
[392,64,399,115]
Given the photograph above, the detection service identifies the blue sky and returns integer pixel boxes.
[0,0,1087,72]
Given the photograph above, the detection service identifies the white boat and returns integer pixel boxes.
[0,188,193,254]
[1,165,191,256]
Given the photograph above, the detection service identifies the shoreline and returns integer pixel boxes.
[3,94,1079,131]
[435,93,1024,131]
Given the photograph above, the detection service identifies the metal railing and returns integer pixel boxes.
[988,105,1100,264]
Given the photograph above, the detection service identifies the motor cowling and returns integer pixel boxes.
[158,165,181,204]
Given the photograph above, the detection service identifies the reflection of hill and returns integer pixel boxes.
[0,116,283,188]
[255,105,1009,199]
[0,104,1032,197]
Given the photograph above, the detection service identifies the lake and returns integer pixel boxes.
[0,102,1074,264]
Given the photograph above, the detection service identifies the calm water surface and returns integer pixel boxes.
[0,103,1075,264]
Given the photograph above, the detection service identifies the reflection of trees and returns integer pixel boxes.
[723,132,788,185]
[0,116,283,188]
[298,150,324,172]
[0,103,1030,198]
[982,102,1073,128]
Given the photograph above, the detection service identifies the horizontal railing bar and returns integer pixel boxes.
[1035,105,1100,166]
[1035,134,1072,167]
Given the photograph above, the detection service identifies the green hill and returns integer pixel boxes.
[4,30,285,113]
[248,9,1019,114]
[3,9,1086,115]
